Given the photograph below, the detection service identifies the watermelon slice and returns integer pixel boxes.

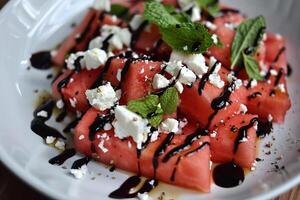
[74,107,211,192]
[52,10,122,66]
[179,66,248,129]
[120,60,162,104]
[210,114,258,168]
[247,73,291,123]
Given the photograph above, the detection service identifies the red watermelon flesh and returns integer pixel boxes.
[210,114,258,168]
[74,107,211,192]
[120,60,162,104]
[247,74,291,123]
[179,66,248,129]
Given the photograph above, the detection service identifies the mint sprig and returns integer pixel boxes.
[197,0,220,16]
[143,1,214,54]
[230,15,266,69]
[242,52,264,80]
[110,4,129,17]
[127,86,179,127]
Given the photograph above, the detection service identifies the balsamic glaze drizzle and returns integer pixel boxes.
[247,92,262,100]
[213,162,244,188]
[89,113,112,141]
[71,157,91,169]
[233,118,258,153]
[30,51,52,70]
[31,118,66,139]
[256,119,273,138]
[56,108,68,122]
[287,64,293,77]
[198,61,219,95]
[49,148,76,165]
[33,99,55,121]
[63,118,81,133]
[162,129,209,163]
[272,47,286,64]
[152,132,175,178]
[130,21,148,48]
[205,82,235,129]
[108,176,158,199]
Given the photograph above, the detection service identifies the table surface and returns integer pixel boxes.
[0,0,299,199]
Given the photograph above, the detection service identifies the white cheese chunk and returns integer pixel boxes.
[89,36,103,50]
[276,83,286,93]
[239,104,248,114]
[86,82,119,111]
[160,118,179,133]
[70,165,88,179]
[101,25,132,51]
[170,51,208,77]
[250,79,258,88]
[191,5,201,22]
[45,136,56,144]
[175,81,184,94]
[208,63,224,88]
[56,99,64,109]
[178,0,195,11]
[178,67,197,85]
[211,34,218,44]
[65,51,85,70]
[204,21,217,31]
[152,74,170,89]
[93,0,111,11]
[84,48,108,70]
[54,140,65,151]
[37,110,48,118]
[165,61,183,77]
[98,140,108,153]
[112,106,150,149]
[130,15,144,31]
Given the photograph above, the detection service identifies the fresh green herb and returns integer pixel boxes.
[161,22,214,54]
[127,86,179,127]
[143,1,214,54]
[149,115,163,127]
[196,0,220,16]
[127,95,160,118]
[110,4,129,17]
[160,87,179,114]
[242,52,264,80]
[230,15,266,69]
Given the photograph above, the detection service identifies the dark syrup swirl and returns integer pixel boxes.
[30,51,52,70]
[71,157,91,169]
[213,162,245,188]
[109,176,158,199]
[198,61,219,95]
[49,148,76,165]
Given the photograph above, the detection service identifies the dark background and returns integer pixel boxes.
[0,0,298,199]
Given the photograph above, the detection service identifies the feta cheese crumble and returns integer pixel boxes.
[137,192,151,200]
[208,62,224,88]
[55,140,66,150]
[45,136,56,144]
[65,51,85,70]
[70,165,88,179]
[130,15,144,31]
[211,34,218,44]
[152,74,170,89]
[160,118,179,133]
[175,81,184,93]
[101,25,131,50]
[84,48,108,70]
[93,0,111,11]
[178,67,197,85]
[170,51,208,77]
[239,104,248,114]
[98,140,109,153]
[56,99,64,109]
[276,83,285,93]
[86,82,119,111]
[36,110,48,118]
[112,106,150,149]
[191,5,201,22]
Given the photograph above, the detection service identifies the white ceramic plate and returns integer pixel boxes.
[0,0,299,199]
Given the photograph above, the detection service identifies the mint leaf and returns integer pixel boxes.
[143,1,179,28]
[160,87,179,114]
[143,1,214,54]
[127,95,160,118]
[149,114,163,127]
[230,15,266,69]
[110,4,129,17]
[161,22,214,54]
[242,52,264,80]
[197,0,220,16]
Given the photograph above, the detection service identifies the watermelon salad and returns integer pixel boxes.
[29,0,292,198]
